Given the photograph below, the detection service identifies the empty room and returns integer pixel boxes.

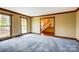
[0,7,79,52]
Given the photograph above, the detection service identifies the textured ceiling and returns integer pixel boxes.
[4,7,77,16]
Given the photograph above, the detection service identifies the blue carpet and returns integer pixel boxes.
[0,34,79,52]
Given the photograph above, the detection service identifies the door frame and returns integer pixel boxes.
[20,17,28,35]
[40,17,55,36]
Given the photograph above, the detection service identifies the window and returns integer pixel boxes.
[0,14,11,38]
[21,18,28,34]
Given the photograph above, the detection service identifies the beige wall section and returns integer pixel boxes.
[32,12,76,38]
[27,18,31,33]
[12,14,21,36]
[0,9,31,37]
[76,10,79,40]
[55,12,76,38]
[32,17,40,33]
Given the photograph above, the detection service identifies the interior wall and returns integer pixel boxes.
[55,12,76,38]
[0,9,31,37]
[11,14,21,36]
[76,10,79,40]
[32,17,40,33]
[27,18,32,33]
[32,12,76,38]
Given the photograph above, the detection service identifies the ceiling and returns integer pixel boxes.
[4,7,77,16]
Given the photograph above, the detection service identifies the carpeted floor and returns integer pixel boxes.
[0,34,79,52]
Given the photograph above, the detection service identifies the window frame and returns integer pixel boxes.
[0,13,12,40]
[20,17,28,35]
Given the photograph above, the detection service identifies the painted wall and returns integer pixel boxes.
[32,17,40,33]
[32,12,76,38]
[55,12,76,38]
[11,14,21,36]
[0,9,31,37]
[76,10,79,40]
[27,18,31,33]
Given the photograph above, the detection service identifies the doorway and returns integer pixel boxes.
[21,17,28,34]
[40,17,55,36]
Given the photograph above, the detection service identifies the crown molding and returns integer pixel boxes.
[32,7,79,17]
[0,7,79,18]
[32,11,75,17]
[75,7,79,12]
[0,8,32,18]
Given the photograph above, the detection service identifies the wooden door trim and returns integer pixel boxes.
[40,17,55,36]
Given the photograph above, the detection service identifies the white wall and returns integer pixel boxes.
[32,17,40,33]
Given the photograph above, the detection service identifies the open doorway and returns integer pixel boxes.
[21,17,28,34]
[40,17,55,36]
